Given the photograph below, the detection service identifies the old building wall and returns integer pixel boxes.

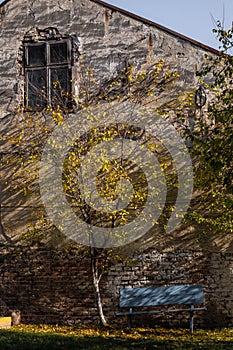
[1,0,232,329]
[0,0,217,241]
[0,0,216,117]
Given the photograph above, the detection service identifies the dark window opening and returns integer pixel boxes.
[27,44,46,66]
[24,39,72,110]
[26,69,47,110]
[50,42,68,63]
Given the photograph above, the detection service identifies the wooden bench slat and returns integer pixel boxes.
[120,285,204,307]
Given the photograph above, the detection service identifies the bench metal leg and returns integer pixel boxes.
[127,314,132,329]
[190,305,194,334]
[127,308,133,329]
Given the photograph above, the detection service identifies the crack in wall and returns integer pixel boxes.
[28,1,35,19]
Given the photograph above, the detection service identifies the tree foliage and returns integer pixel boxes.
[190,22,233,233]
[1,56,181,325]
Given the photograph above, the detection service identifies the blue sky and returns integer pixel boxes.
[105,0,233,50]
[0,0,232,50]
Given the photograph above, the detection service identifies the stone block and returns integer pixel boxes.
[0,317,11,329]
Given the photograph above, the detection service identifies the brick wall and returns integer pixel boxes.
[0,245,233,328]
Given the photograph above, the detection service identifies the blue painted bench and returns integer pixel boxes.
[116,285,206,333]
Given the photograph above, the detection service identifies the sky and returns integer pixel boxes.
[105,0,233,50]
[0,0,232,50]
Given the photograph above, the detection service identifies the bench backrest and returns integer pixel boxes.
[120,285,204,308]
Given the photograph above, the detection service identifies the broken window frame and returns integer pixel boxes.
[23,38,72,110]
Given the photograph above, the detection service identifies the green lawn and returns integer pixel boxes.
[0,325,233,349]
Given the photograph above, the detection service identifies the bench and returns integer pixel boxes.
[116,285,206,333]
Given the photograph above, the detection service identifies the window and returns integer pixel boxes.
[24,38,72,110]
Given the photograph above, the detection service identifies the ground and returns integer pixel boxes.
[0,324,233,349]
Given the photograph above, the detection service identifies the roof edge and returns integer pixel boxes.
[0,0,219,55]
[91,0,219,55]
[0,0,11,7]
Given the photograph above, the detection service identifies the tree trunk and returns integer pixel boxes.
[90,247,107,326]
[0,203,11,242]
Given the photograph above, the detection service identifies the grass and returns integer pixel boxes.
[0,324,233,349]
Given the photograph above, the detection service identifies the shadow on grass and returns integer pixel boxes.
[1,328,233,350]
